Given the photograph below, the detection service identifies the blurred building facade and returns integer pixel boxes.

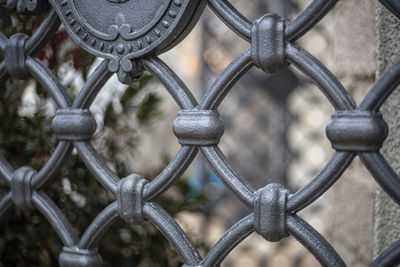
[120,0,398,266]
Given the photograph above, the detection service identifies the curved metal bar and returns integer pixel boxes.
[286,0,338,41]
[371,239,400,267]
[0,61,5,73]
[78,202,119,249]
[73,141,119,194]
[33,191,79,247]
[200,48,253,110]
[202,214,254,266]
[0,62,9,85]
[143,146,198,201]
[0,32,7,53]
[143,57,198,110]
[26,9,61,55]
[73,60,113,109]
[0,193,13,219]
[1,0,398,265]
[0,153,13,183]
[144,202,202,266]
[359,152,400,205]
[32,141,73,189]
[201,146,255,208]
[287,152,355,212]
[206,0,252,42]
[26,57,72,108]
[286,43,356,111]
[287,214,346,266]
[360,59,400,112]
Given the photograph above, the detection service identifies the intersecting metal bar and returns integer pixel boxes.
[287,152,355,212]
[360,59,400,112]
[286,43,356,111]
[200,48,253,110]
[207,0,252,41]
[144,202,202,265]
[33,192,79,247]
[380,0,400,19]
[78,202,119,249]
[32,142,73,189]
[287,215,346,266]
[1,0,400,266]
[26,9,60,55]
[73,60,113,109]
[285,0,338,41]
[371,239,400,267]
[202,214,254,266]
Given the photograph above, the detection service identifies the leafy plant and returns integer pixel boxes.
[0,8,206,267]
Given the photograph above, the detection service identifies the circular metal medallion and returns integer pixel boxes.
[50,0,205,80]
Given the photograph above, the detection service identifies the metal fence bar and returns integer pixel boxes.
[0,0,400,266]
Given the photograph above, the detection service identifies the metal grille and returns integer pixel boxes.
[0,0,400,266]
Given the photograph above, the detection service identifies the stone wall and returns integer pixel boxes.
[324,1,377,266]
[125,1,400,265]
[374,2,400,258]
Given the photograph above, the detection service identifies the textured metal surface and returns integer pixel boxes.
[0,0,400,266]
[51,0,205,84]
[380,0,400,18]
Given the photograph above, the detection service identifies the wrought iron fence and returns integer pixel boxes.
[0,0,400,266]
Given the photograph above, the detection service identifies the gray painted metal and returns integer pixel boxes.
[380,0,400,18]
[0,0,399,266]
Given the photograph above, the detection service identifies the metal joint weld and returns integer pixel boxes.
[59,247,103,267]
[173,109,225,146]
[117,174,147,224]
[5,33,30,79]
[254,183,289,242]
[52,109,97,141]
[11,166,37,212]
[251,13,287,74]
[326,110,388,152]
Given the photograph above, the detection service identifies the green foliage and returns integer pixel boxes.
[0,9,207,267]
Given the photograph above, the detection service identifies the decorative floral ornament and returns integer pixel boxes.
[50,0,205,84]
[0,0,49,14]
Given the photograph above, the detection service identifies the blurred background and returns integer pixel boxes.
[0,0,382,266]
